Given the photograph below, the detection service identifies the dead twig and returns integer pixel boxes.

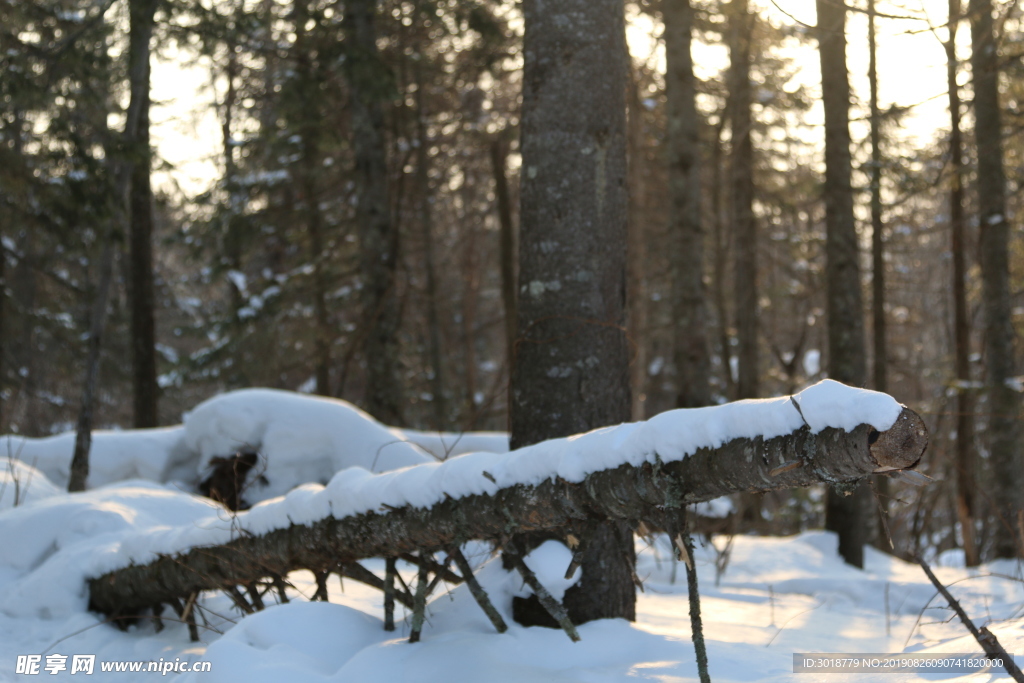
[916,556,1024,682]
[449,546,508,633]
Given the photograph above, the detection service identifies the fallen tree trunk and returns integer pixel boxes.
[89,408,927,618]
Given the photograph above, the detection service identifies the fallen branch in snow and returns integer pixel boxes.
[450,546,508,633]
[915,557,1024,682]
[683,532,711,683]
[87,402,927,634]
[506,546,580,642]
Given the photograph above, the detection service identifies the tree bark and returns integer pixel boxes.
[344,0,403,426]
[513,0,634,624]
[414,54,447,430]
[293,0,332,397]
[491,136,516,380]
[867,0,885,397]
[665,0,711,410]
[728,0,764,529]
[88,407,927,618]
[710,112,736,399]
[68,239,116,492]
[627,68,649,420]
[969,0,1020,560]
[867,0,890,552]
[816,0,870,568]
[730,0,758,402]
[947,0,979,567]
[127,0,159,429]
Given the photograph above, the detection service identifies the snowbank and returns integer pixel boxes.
[0,427,190,490]
[184,389,436,502]
[0,482,224,619]
[0,458,61,510]
[0,389,510,506]
[2,497,1022,682]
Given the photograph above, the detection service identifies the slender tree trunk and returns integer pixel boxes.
[513,0,634,624]
[70,0,155,490]
[68,238,116,492]
[414,56,447,429]
[868,0,885,396]
[730,0,758,402]
[970,0,1020,559]
[867,0,890,551]
[729,0,763,529]
[128,0,159,428]
[665,0,711,410]
[0,226,5,429]
[627,69,649,420]
[344,0,403,426]
[947,0,979,567]
[817,0,870,567]
[294,0,332,396]
[221,38,245,321]
[491,137,516,380]
[461,219,480,417]
[711,113,736,399]
[951,1,975,544]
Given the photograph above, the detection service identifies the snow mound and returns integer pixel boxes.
[0,389,509,507]
[0,483,224,619]
[184,389,437,503]
[0,427,190,490]
[177,601,386,683]
[0,458,62,510]
[181,543,682,683]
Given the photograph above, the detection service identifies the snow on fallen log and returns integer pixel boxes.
[86,380,927,617]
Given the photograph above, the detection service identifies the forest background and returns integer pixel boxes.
[1,0,1023,569]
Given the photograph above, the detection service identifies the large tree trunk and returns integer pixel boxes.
[513,0,633,624]
[344,0,404,426]
[816,0,870,568]
[970,0,1020,559]
[88,407,928,619]
[665,0,711,410]
[947,0,978,567]
[128,0,159,429]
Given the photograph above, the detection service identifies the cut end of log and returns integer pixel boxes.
[869,407,928,473]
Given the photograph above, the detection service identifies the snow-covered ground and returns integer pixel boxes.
[1,498,1021,683]
[0,382,1019,681]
